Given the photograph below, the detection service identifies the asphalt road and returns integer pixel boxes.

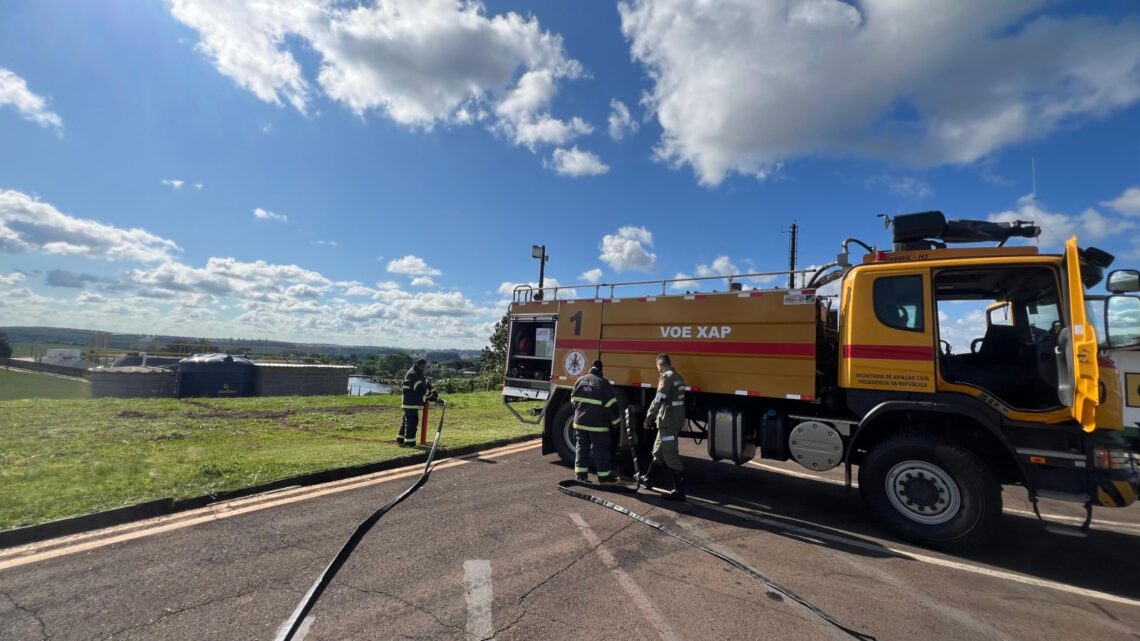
[2,437,1139,641]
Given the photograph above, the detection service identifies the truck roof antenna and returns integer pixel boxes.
[877,213,893,230]
[1031,158,1040,248]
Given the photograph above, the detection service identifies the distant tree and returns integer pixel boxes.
[380,352,415,376]
[479,313,509,378]
[0,329,11,359]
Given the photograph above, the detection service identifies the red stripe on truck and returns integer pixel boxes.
[842,344,934,361]
[558,338,814,357]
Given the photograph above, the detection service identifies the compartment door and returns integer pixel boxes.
[552,301,604,384]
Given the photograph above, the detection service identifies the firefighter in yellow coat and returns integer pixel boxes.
[641,353,687,500]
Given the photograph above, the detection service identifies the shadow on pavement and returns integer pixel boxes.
[557,453,1140,600]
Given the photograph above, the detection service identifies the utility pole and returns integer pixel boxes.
[782,221,798,289]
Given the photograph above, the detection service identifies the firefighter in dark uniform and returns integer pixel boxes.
[571,360,623,484]
[397,358,431,447]
[641,353,687,500]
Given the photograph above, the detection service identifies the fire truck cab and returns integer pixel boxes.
[503,211,1140,549]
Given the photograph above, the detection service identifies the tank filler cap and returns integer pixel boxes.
[789,421,843,471]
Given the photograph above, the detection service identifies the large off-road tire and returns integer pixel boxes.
[551,402,576,466]
[859,435,1002,551]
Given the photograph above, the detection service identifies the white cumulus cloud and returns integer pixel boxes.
[162,179,185,190]
[673,255,738,290]
[411,276,436,287]
[1102,187,1140,217]
[599,226,656,272]
[989,195,1133,248]
[0,271,26,286]
[253,207,288,223]
[578,268,603,285]
[0,67,62,131]
[608,99,638,140]
[168,0,317,112]
[171,0,591,152]
[619,0,1140,185]
[547,146,609,176]
[0,189,180,262]
[387,255,442,277]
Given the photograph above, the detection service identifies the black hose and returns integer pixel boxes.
[274,402,448,641]
[557,479,877,641]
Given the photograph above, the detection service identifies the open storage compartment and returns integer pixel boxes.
[505,314,556,390]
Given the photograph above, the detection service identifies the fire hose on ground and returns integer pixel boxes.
[556,429,877,641]
[274,399,874,641]
[274,399,447,641]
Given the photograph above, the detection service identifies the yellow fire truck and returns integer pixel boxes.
[502,211,1140,549]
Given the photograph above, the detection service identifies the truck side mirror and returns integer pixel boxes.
[1107,269,1140,293]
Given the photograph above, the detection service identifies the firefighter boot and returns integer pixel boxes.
[637,461,657,491]
[575,472,588,482]
[662,471,686,501]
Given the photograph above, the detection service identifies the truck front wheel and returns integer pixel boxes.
[859,435,1001,550]
[552,402,576,466]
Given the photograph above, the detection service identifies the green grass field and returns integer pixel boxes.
[0,391,539,530]
[0,368,90,401]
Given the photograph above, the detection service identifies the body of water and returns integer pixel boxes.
[347,376,392,396]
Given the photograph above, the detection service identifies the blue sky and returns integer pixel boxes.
[2,0,1139,349]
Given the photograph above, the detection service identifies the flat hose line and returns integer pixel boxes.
[274,401,448,641]
[557,479,878,641]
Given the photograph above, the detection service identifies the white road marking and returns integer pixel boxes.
[675,515,1008,641]
[834,555,1019,641]
[746,461,1140,534]
[695,498,1140,609]
[0,440,541,571]
[569,512,681,641]
[464,560,494,641]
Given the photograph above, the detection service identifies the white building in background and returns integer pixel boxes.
[41,349,86,369]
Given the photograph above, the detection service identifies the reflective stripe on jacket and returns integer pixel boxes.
[646,368,686,429]
[401,366,427,409]
[571,372,620,432]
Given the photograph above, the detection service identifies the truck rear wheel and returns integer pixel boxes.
[859,435,1001,550]
[552,402,576,466]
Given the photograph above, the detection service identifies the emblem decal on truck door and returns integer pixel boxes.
[564,351,586,376]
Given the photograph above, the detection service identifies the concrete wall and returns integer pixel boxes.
[253,363,354,397]
[79,362,355,398]
[90,367,177,398]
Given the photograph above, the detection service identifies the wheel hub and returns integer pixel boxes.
[885,461,962,525]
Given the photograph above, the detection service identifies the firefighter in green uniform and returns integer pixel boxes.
[397,358,431,447]
[640,353,687,500]
[571,360,623,485]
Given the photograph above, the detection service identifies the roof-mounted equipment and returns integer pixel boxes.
[891,210,1040,251]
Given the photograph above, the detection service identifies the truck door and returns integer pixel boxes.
[1062,237,1099,431]
[840,267,936,393]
